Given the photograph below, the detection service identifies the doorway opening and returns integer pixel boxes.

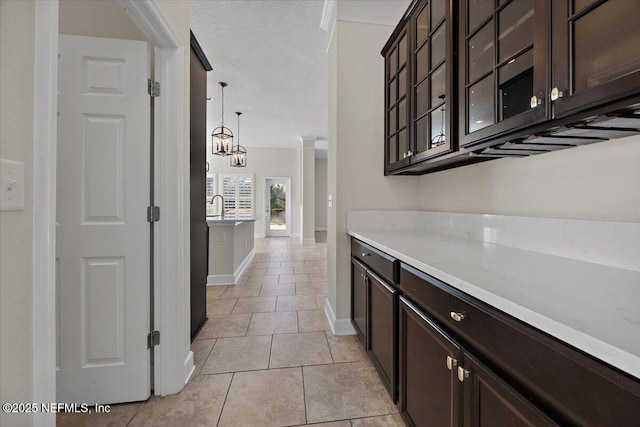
[265,177,292,237]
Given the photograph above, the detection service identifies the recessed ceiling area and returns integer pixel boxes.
[190,0,411,153]
[191,0,329,150]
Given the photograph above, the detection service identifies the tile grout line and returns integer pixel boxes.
[301,366,308,425]
[215,372,234,427]
[197,338,218,376]
[125,399,145,427]
[323,330,335,364]
[268,334,274,369]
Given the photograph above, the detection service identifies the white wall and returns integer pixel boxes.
[0,2,35,425]
[327,21,420,330]
[208,147,302,237]
[417,136,640,222]
[315,158,328,230]
[59,0,152,43]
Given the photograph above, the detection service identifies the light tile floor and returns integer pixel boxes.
[57,232,404,426]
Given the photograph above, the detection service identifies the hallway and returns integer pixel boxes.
[57,234,403,426]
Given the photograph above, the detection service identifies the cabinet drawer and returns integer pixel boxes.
[351,238,397,285]
[399,263,640,427]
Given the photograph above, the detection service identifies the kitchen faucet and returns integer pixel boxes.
[210,194,225,218]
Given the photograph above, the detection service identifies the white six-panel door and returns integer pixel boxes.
[57,35,150,404]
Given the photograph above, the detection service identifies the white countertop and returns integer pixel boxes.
[347,227,640,379]
[206,212,263,226]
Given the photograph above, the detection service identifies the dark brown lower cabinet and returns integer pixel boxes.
[399,296,559,427]
[367,272,398,401]
[351,258,368,344]
[399,296,462,427]
[462,352,558,427]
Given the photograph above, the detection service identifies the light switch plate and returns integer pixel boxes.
[0,159,25,211]
[328,194,333,208]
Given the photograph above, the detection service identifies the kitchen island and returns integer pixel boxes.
[207,214,261,285]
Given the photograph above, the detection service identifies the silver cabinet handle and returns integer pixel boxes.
[362,252,371,257]
[457,366,470,382]
[360,273,365,281]
[550,87,564,101]
[407,150,413,156]
[450,311,466,322]
[446,355,458,371]
[530,95,542,108]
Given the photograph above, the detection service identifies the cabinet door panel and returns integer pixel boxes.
[460,0,548,146]
[399,296,461,427]
[462,353,559,427]
[368,272,397,401]
[351,259,368,344]
[552,0,640,118]
[410,0,455,163]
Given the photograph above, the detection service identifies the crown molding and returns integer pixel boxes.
[320,0,336,31]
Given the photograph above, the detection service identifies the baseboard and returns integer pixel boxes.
[315,227,327,231]
[324,298,357,336]
[254,233,265,238]
[291,232,300,238]
[207,274,234,285]
[234,248,255,281]
[207,249,255,285]
[183,350,195,386]
[302,237,316,244]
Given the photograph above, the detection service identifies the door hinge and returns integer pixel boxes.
[147,330,160,349]
[147,206,160,222]
[148,79,160,97]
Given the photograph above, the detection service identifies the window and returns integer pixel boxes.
[208,173,254,219]
[206,175,217,216]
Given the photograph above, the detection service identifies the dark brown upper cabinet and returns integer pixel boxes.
[459,0,549,147]
[383,0,456,174]
[382,0,640,175]
[384,27,411,171]
[551,0,640,118]
[410,0,456,162]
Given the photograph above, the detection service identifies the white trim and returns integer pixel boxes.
[315,227,327,231]
[291,233,301,238]
[302,238,317,244]
[324,297,357,336]
[153,44,189,395]
[183,350,195,386]
[116,0,180,48]
[32,1,58,425]
[254,233,266,238]
[325,16,337,54]
[119,0,189,396]
[206,248,255,285]
[207,275,235,285]
[234,248,255,281]
[320,0,335,31]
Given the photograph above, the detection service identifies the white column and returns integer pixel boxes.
[300,136,316,243]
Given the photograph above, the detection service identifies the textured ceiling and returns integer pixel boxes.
[191,0,328,150]
[337,0,411,26]
[190,0,411,151]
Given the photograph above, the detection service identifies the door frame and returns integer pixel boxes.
[265,177,292,237]
[32,1,190,425]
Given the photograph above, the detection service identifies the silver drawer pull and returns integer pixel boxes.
[450,311,466,322]
[457,366,470,382]
[446,355,457,371]
[362,252,371,257]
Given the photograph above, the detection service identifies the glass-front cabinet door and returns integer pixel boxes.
[411,0,455,161]
[551,0,640,118]
[385,28,411,171]
[459,0,548,147]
